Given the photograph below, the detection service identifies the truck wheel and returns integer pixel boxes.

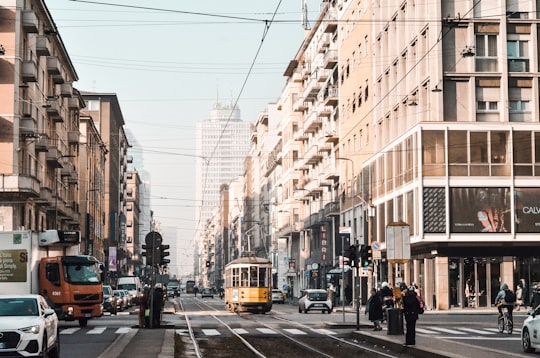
[78,318,88,327]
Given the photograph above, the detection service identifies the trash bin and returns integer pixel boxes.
[386,307,404,335]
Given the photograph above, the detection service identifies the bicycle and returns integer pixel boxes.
[497,305,513,334]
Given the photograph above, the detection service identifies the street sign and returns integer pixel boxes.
[373,250,382,260]
[372,241,381,250]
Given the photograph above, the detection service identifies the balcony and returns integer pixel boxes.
[324,130,339,144]
[68,97,80,109]
[35,36,51,56]
[316,68,329,83]
[304,111,323,133]
[323,50,338,69]
[37,187,53,206]
[22,60,38,82]
[0,174,40,196]
[324,201,340,217]
[60,83,73,97]
[293,98,309,112]
[323,86,338,106]
[35,135,49,152]
[294,128,308,141]
[22,10,38,33]
[303,79,322,100]
[20,116,36,137]
[45,99,63,122]
[303,143,323,165]
[68,131,79,144]
[60,163,73,177]
[45,148,62,168]
[47,57,61,75]
[323,9,337,33]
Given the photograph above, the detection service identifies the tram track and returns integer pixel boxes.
[177,297,409,358]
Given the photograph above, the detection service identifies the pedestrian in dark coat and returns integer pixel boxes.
[366,288,383,330]
[402,285,421,346]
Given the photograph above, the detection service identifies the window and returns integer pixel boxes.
[477,101,498,112]
[507,40,529,72]
[475,34,498,71]
[509,100,530,112]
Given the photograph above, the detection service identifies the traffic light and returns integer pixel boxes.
[347,245,357,267]
[159,244,170,266]
[360,245,372,267]
[142,244,154,266]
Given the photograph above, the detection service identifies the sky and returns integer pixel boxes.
[45,0,321,276]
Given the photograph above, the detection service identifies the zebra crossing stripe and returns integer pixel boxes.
[233,328,248,335]
[430,327,466,334]
[417,328,440,335]
[256,328,277,334]
[459,327,495,335]
[311,328,336,335]
[115,327,133,334]
[283,328,307,335]
[88,327,107,335]
[60,328,80,335]
[202,329,220,336]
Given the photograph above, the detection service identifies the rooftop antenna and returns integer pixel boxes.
[301,0,310,30]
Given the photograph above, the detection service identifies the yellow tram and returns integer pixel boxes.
[224,255,272,313]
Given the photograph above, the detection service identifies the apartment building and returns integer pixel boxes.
[0,1,82,232]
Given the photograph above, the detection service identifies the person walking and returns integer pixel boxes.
[139,286,150,328]
[366,288,383,331]
[402,284,421,346]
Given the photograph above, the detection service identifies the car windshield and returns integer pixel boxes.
[65,263,100,284]
[118,284,136,290]
[0,298,38,317]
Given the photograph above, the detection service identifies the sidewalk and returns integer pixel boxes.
[102,300,177,358]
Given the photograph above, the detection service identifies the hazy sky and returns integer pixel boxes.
[46,0,321,274]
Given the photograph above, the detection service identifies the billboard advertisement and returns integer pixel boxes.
[515,188,540,233]
[450,188,510,233]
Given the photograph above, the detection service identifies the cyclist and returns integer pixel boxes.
[495,283,514,323]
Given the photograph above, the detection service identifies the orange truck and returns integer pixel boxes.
[0,230,103,327]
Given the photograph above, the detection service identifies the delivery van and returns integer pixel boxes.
[117,276,142,304]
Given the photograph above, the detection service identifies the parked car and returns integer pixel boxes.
[298,289,333,314]
[522,305,540,353]
[102,285,117,315]
[121,289,133,307]
[113,289,126,311]
[272,289,285,304]
[200,288,214,298]
[0,294,60,357]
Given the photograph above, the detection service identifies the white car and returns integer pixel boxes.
[298,289,333,314]
[0,294,60,357]
[522,305,540,353]
[272,289,285,304]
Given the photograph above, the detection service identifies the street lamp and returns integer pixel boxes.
[54,154,75,228]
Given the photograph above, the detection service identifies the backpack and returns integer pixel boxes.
[504,289,516,303]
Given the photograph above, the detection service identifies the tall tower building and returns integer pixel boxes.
[195,102,251,273]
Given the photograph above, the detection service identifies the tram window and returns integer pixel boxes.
[259,268,267,286]
[232,268,240,287]
[241,268,249,286]
[250,266,258,287]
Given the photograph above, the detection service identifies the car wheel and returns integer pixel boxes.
[41,334,48,358]
[78,318,88,327]
[49,332,60,358]
[304,309,308,314]
[327,309,332,314]
[523,328,535,353]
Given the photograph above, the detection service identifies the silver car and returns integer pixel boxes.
[0,294,60,357]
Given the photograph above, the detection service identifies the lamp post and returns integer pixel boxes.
[336,157,360,329]
[54,154,75,228]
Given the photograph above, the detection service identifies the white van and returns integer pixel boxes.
[117,276,142,304]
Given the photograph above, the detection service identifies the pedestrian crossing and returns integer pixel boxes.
[416,326,521,336]
[60,327,138,335]
[198,327,338,337]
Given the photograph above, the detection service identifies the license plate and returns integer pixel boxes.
[314,304,323,307]
[0,342,5,349]
[84,313,92,317]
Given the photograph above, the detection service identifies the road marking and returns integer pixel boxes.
[430,327,466,334]
[484,328,520,335]
[202,329,220,336]
[60,327,80,335]
[417,328,440,335]
[438,336,522,341]
[458,327,495,335]
[256,328,277,334]
[311,328,336,335]
[233,328,248,335]
[283,328,307,335]
[115,327,133,334]
[88,327,107,334]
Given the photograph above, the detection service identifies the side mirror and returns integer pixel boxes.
[528,309,536,317]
